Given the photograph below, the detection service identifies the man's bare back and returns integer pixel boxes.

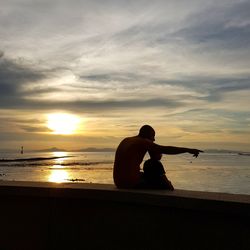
[113,136,155,188]
[113,125,203,189]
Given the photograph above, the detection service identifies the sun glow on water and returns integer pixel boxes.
[53,151,68,157]
[48,169,69,183]
[52,152,68,165]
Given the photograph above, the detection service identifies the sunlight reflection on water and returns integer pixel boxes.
[48,153,70,182]
[48,168,69,183]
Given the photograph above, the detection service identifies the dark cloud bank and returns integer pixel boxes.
[1,53,250,112]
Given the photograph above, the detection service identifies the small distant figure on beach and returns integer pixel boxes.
[143,152,174,190]
[113,125,203,189]
[21,146,24,154]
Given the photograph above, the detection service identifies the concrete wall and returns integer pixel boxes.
[0,181,249,250]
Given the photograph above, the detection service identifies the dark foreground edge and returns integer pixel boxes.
[0,181,249,250]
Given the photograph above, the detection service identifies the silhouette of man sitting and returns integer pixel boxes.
[113,125,203,189]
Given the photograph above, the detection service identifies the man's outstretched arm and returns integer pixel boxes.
[152,144,203,157]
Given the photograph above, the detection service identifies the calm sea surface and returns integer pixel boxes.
[0,151,249,195]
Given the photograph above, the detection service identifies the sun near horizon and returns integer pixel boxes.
[47,113,80,135]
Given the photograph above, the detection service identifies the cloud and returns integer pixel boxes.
[0,54,187,112]
[0,55,46,101]
[0,96,183,111]
[19,125,50,133]
[80,72,140,84]
[175,1,250,49]
[1,53,249,115]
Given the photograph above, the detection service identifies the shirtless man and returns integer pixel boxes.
[113,125,203,188]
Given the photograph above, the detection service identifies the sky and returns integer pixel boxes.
[0,0,250,151]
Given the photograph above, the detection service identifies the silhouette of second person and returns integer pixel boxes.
[113,125,203,189]
[143,152,174,190]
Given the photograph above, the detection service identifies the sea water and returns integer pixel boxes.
[0,151,249,195]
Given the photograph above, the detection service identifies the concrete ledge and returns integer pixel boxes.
[0,181,249,250]
[0,180,249,216]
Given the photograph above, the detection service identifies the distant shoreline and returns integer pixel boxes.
[0,147,116,153]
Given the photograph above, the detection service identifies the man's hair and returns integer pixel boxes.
[138,125,155,138]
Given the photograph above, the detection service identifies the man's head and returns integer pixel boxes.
[138,125,155,141]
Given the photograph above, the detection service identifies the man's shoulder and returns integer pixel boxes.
[118,136,150,148]
[125,136,153,144]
